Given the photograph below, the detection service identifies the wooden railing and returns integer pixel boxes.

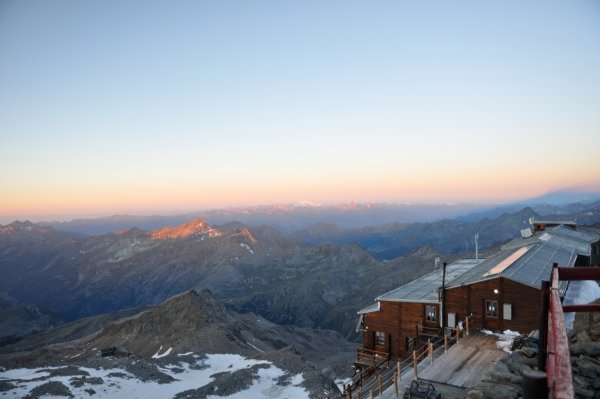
[355,348,389,369]
[539,264,600,399]
[340,317,470,399]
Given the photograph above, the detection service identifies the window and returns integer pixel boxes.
[486,300,498,317]
[375,331,385,346]
[425,306,437,322]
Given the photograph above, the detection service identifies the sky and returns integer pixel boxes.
[1,0,600,222]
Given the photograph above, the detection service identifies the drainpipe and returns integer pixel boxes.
[442,262,447,329]
[475,233,479,261]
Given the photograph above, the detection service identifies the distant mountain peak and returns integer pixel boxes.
[1,220,56,235]
[113,227,144,236]
[149,218,222,240]
[522,189,600,206]
[229,227,258,244]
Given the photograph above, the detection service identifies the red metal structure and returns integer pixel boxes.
[541,265,600,399]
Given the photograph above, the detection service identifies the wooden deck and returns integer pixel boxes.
[346,333,506,399]
[418,333,507,388]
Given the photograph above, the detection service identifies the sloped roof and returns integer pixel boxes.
[446,225,600,289]
[373,258,484,304]
[446,242,577,289]
[357,302,380,314]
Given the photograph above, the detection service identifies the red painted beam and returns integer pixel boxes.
[557,267,600,281]
[562,304,600,313]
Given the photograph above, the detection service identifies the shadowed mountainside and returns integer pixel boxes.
[0,218,446,341]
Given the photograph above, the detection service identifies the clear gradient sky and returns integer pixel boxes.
[1,1,599,222]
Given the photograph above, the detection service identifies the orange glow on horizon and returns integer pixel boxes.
[2,170,599,223]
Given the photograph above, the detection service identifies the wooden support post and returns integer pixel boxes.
[456,326,459,343]
[444,334,448,353]
[378,375,382,395]
[356,392,360,399]
[427,338,431,361]
[466,316,470,336]
[413,350,417,380]
[393,372,398,397]
[430,342,434,365]
[370,389,374,399]
[539,280,550,372]
[397,361,401,376]
[522,369,548,399]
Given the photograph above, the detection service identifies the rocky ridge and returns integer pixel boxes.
[0,290,353,398]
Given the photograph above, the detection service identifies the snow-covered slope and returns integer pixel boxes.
[0,353,311,398]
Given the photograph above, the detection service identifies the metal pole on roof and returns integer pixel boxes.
[475,233,479,261]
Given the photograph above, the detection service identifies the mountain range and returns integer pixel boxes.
[2,198,600,398]
[2,199,600,344]
[34,190,600,236]
[0,218,444,342]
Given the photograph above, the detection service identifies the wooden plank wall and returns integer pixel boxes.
[445,278,541,334]
[362,301,439,358]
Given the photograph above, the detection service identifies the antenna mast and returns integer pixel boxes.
[475,233,479,261]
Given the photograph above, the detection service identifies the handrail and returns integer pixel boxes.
[540,265,600,399]
[341,316,469,398]
[547,271,572,399]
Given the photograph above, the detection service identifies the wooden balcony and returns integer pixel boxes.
[354,347,389,370]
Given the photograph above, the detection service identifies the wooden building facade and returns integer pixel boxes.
[361,301,441,359]
[357,223,600,360]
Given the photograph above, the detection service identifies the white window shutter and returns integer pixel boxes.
[503,304,512,320]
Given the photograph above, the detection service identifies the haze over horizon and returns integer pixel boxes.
[2,1,599,223]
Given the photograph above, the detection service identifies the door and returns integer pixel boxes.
[483,299,499,331]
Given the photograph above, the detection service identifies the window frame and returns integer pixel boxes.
[486,299,498,318]
[374,331,385,346]
[425,305,437,322]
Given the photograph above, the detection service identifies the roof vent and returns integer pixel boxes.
[521,228,533,239]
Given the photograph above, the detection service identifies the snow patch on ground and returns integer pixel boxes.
[151,346,173,359]
[482,329,521,353]
[335,377,352,392]
[246,341,265,353]
[0,354,311,399]
[240,243,254,254]
[563,280,600,330]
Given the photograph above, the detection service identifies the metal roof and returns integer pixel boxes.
[446,242,577,289]
[446,225,599,289]
[356,224,600,314]
[375,258,484,303]
[357,302,380,314]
